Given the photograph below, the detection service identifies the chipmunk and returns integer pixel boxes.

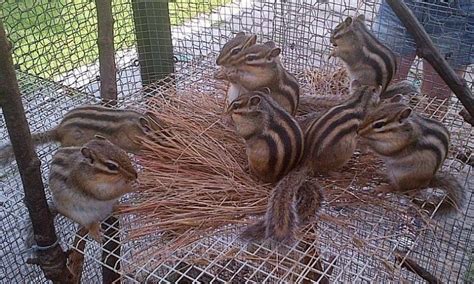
[227,89,324,243]
[358,102,465,215]
[304,82,381,172]
[215,32,257,105]
[0,105,168,164]
[330,15,398,95]
[49,137,137,241]
[225,88,304,183]
[241,167,323,243]
[222,41,300,115]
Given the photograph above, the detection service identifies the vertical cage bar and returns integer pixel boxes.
[0,20,72,283]
[132,0,175,86]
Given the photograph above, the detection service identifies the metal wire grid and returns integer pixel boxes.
[2,72,470,283]
[0,0,473,283]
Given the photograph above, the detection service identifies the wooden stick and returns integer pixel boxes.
[395,253,443,284]
[95,0,117,105]
[102,216,121,284]
[459,108,474,126]
[68,228,88,284]
[386,0,474,118]
[0,20,74,283]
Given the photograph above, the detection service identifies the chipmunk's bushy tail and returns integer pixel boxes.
[241,167,322,243]
[0,129,57,165]
[429,172,466,217]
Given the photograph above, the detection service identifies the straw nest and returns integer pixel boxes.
[117,70,432,268]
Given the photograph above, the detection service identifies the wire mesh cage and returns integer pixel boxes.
[0,0,472,283]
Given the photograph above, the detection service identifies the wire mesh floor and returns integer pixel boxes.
[1,66,472,283]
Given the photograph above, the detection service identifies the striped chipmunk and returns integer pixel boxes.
[215,32,258,105]
[330,15,418,99]
[225,88,304,183]
[225,89,323,243]
[303,82,381,173]
[358,100,465,215]
[0,104,169,164]
[220,41,301,116]
[49,137,137,241]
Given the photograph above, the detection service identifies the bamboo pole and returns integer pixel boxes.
[0,20,73,283]
[386,0,474,118]
[96,0,118,105]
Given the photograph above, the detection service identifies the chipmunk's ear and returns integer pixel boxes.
[247,34,257,46]
[356,14,365,22]
[351,79,362,89]
[139,117,152,132]
[344,16,353,26]
[389,94,404,103]
[397,107,412,122]
[236,31,245,37]
[263,41,276,48]
[81,146,97,164]
[268,47,281,59]
[259,87,271,95]
[249,95,262,108]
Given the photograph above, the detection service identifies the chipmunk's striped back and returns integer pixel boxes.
[330,15,397,94]
[304,84,380,172]
[58,105,143,137]
[0,104,167,165]
[227,90,304,182]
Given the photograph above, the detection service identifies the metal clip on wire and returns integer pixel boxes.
[20,239,60,255]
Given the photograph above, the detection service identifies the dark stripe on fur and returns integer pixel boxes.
[311,112,364,154]
[357,22,397,91]
[305,93,363,142]
[262,134,278,179]
[272,105,304,167]
[420,122,449,153]
[269,120,293,180]
[416,142,445,169]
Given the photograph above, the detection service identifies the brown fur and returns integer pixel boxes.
[0,104,168,164]
[330,15,397,94]
[240,167,323,243]
[359,102,464,216]
[226,90,304,183]
[303,84,380,173]
[50,138,137,242]
[223,42,300,115]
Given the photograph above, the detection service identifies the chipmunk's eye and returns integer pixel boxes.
[231,47,241,55]
[373,121,385,129]
[105,162,119,171]
[246,54,258,61]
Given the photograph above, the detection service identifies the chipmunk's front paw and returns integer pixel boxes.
[87,222,103,243]
[240,220,266,242]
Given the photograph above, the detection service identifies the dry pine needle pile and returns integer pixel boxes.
[117,70,426,259]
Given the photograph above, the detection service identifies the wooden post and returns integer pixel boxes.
[0,20,73,283]
[101,216,121,283]
[96,0,118,105]
[95,1,122,282]
[386,0,474,118]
